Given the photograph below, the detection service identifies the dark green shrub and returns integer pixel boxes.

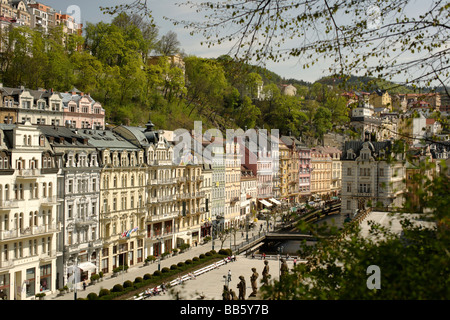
[177,262,185,268]
[87,292,98,300]
[123,280,133,288]
[199,254,206,259]
[153,270,162,277]
[99,288,110,297]
[143,273,152,280]
[219,249,232,256]
[112,284,124,292]
[134,277,143,283]
[170,264,178,270]
[193,257,199,262]
[205,252,211,256]
[210,250,217,255]
[185,259,193,265]
[161,267,170,273]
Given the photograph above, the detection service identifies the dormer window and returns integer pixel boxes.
[39,135,45,147]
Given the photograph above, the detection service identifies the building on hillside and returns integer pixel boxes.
[340,140,406,220]
[369,89,392,110]
[60,88,105,130]
[280,84,297,96]
[0,122,60,300]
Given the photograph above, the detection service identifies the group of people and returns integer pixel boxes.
[143,282,167,298]
[224,255,236,263]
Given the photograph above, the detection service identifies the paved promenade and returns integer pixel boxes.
[48,220,291,300]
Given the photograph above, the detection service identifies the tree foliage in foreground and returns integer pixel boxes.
[168,0,449,92]
[261,160,449,299]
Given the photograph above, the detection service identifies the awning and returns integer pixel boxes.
[78,262,97,273]
[269,198,281,205]
[259,199,272,207]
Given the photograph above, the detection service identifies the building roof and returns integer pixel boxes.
[75,129,140,151]
[341,140,393,160]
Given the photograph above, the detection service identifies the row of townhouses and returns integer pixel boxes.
[0,84,448,300]
[0,0,82,35]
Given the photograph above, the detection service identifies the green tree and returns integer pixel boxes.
[261,159,450,300]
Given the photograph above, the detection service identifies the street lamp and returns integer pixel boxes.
[277,246,284,278]
[157,237,162,271]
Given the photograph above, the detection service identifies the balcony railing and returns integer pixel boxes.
[0,224,59,240]
[147,231,173,240]
[41,196,60,205]
[16,169,41,178]
[0,200,19,209]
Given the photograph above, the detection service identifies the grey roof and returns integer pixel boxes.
[75,129,140,151]
[341,140,393,160]
[38,126,95,148]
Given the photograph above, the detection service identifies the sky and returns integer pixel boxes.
[42,0,331,83]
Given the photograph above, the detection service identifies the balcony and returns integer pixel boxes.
[75,217,98,228]
[41,196,60,205]
[0,200,19,210]
[356,191,373,197]
[146,211,178,222]
[157,178,176,185]
[0,224,59,240]
[159,195,177,202]
[16,169,42,179]
[146,231,174,241]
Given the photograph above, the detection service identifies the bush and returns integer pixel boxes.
[219,249,232,256]
[90,274,100,282]
[143,274,152,280]
[177,262,185,268]
[185,259,193,265]
[205,252,211,256]
[153,270,162,277]
[145,255,156,263]
[199,254,206,259]
[112,284,124,292]
[161,267,170,273]
[193,257,199,262]
[87,292,98,300]
[170,264,178,270]
[210,250,217,255]
[123,280,133,289]
[134,277,143,283]
[99,288,110,297]
[99,271,104,278]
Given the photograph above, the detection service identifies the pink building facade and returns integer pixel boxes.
[61,89,105,129]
